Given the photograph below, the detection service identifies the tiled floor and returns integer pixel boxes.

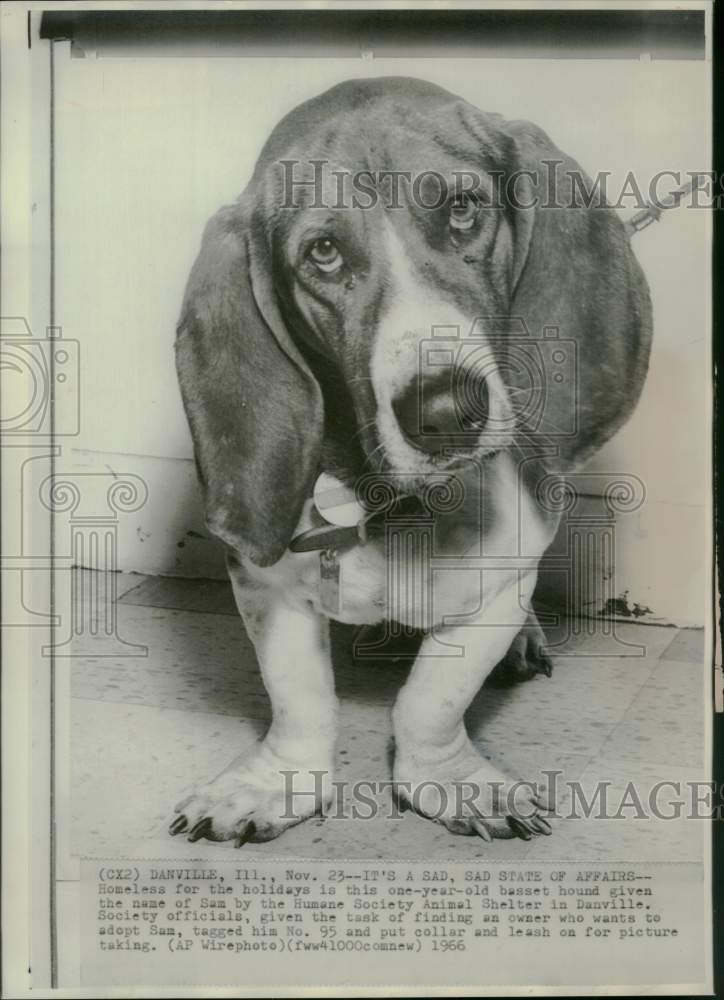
[71,571,708,862]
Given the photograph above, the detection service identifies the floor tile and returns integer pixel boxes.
[539,613,679,661]
[660,627,706,663]
[598,659,707,768]
[69,571,707,863]
[69,569,143,598]
[72,604,268,719]
[465,654,658,757]
[119,575,237,615]
[519,759,710,863]
[115,572,147,599]
[71,699,266,857]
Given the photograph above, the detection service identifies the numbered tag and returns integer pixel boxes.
[320,549,341,615]
[313,472,365,527]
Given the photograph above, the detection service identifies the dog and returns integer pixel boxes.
[172,76,652,845]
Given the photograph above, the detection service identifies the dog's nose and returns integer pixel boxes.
[392,370,489,454]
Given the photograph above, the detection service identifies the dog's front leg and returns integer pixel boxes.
[170,559,337,845]
[392,572,552,842]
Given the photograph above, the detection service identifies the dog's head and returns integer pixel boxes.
[176,76,652,566]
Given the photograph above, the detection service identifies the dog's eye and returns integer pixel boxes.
[449,195,479,231]
[308,238,343,273]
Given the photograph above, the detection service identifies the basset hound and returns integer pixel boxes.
[173,77,652,845]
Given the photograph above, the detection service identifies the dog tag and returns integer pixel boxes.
[313,472,365,527]
[320,549,341,615]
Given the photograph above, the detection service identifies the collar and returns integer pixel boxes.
[289,477,427,554]
[289,519,369,553]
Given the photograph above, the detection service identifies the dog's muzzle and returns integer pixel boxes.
[392,368,490,456]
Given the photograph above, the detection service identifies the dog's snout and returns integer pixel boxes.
[392,370,489,454]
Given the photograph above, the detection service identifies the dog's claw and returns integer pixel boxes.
[507,816,533,841]
[169,815,188,836]
[530,815,552,835]
[187,817,213,843]
[234,821,255,848]
[471,819,493,842]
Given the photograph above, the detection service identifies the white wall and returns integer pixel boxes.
[52,47,709,623]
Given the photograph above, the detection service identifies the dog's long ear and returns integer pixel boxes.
[503,120,653,470]
[176,199,323,566]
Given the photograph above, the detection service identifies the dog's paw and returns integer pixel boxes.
[168,746,332,845]
[394,747,553,842]
[486,614,553,687]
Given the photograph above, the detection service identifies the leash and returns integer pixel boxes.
[624,175,704,239]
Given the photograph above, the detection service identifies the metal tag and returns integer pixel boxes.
[320,548,341,615]
[313,472,366,527]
